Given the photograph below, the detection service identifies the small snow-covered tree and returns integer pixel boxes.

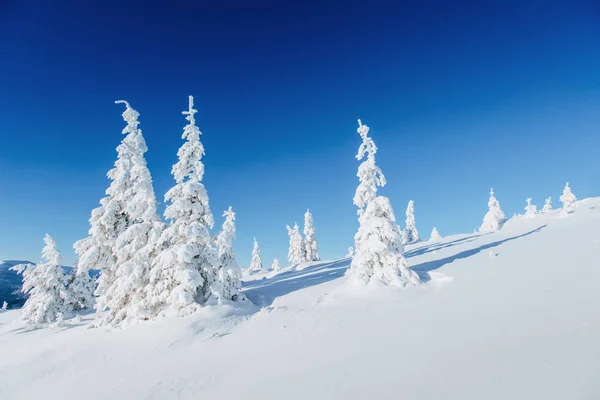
[347,120,421,287]
[303,209,319,262]
[541,197,553,214]
[2,301,7,311]
[430,227,442,241]
[146,96,218,317]
[346,247,354,258]
[523,198,537,219]
[215,207,244,302]
[479,188,506,232]
[403,200,419,244]
[271,258,281,272]
[11,235,71,325]
[287,223,304,266]
[67,258,96,311]
[248,238,263,273]
[560,182,577,211]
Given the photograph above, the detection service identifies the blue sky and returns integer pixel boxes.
[1,1,599,266]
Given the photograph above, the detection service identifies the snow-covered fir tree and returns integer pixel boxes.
[11,235,71,325]
[146,96,218,317]
[248,238,263,273]
[523,198,537,219]
[214,207,244,302]
[91,101,164,327]
[303,209,319,262]
[347,119,421,287]
[2,301,8,311]
[403,200,419,244]
[287,223,305,266]
[479,188,506,232]
[67,259,96,312]
[271,258,281,272]
[541,197,553,214]
[430,227,442,241]
[560,182,577,212]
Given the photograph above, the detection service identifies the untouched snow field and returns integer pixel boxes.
[1,199,599,399]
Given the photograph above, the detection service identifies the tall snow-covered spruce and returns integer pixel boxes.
[146,96,218,317]
[480,189,506,232]
[214,207,244,302]
[11,235,71,325]
[346,119,421,287]
[94,101,164,327]
[403,200,419,244]
[287,223,305,266]
[560,182,577,212]
[303,209,319,262]
[248,238,263,273]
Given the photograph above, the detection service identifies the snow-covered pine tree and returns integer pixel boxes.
[146,96,218,317]
[303,209,320,262]
[271,258,281,272]
[403,200,419,244]
[560,182,577,212]
[11,235,71,325]
[523,198,537,219]
[430,227,442,241]
[287,223,305,266]
[479,188,506,232]
[346,119,421,287]
[2,301,8,311]
[248,238,263,273]
[90,101,164,327]
[541,197,553,214]
[214,207,244,302]
[67,258,96,312]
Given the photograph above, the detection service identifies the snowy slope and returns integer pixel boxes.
[1,199,599,399]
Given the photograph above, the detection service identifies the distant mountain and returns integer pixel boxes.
[0,260,97,309]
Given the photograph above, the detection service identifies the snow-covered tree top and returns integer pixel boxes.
[354,119,386,211]
[115,100,141,134]
[41,234,61,267]
[173,95,206,184]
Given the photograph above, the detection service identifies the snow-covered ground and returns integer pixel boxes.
[1,199,599,399]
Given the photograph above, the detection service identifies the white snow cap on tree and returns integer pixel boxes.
[146,96,218,318]
[287,223,305,266]
[271,258,281,272]
[403,200,419,244]
[92,100,163,327]
[11,235,71,325]
[215,207,244,302]
[480,188,506,232]
[430,227,442,241]
[248,237,263,273]
[541,197,553,214]
[523,198,537,219]
[560,182,577,211]
[303,209,320,262]
[347,120,421,287]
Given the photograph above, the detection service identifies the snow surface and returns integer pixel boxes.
[1,198,599,399]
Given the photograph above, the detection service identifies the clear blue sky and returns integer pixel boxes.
[1,1,599,267]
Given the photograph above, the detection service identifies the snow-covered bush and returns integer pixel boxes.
[523,198,537,219]
[303,209,320,261]
[480,189,506,232]
[286,223,304,266]
[430,227,442,241]
[146,96,218,318]
[215,207,244,302]
[560,182,577,212]
[271,258,281,272]
[346,119,421,287]
[248,238,263,273]
[403,200,419,244]
[11,235,71,325]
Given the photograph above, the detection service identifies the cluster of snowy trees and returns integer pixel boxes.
[286,209,320,267]
[479,182,578,233]
[12,97,246,328]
